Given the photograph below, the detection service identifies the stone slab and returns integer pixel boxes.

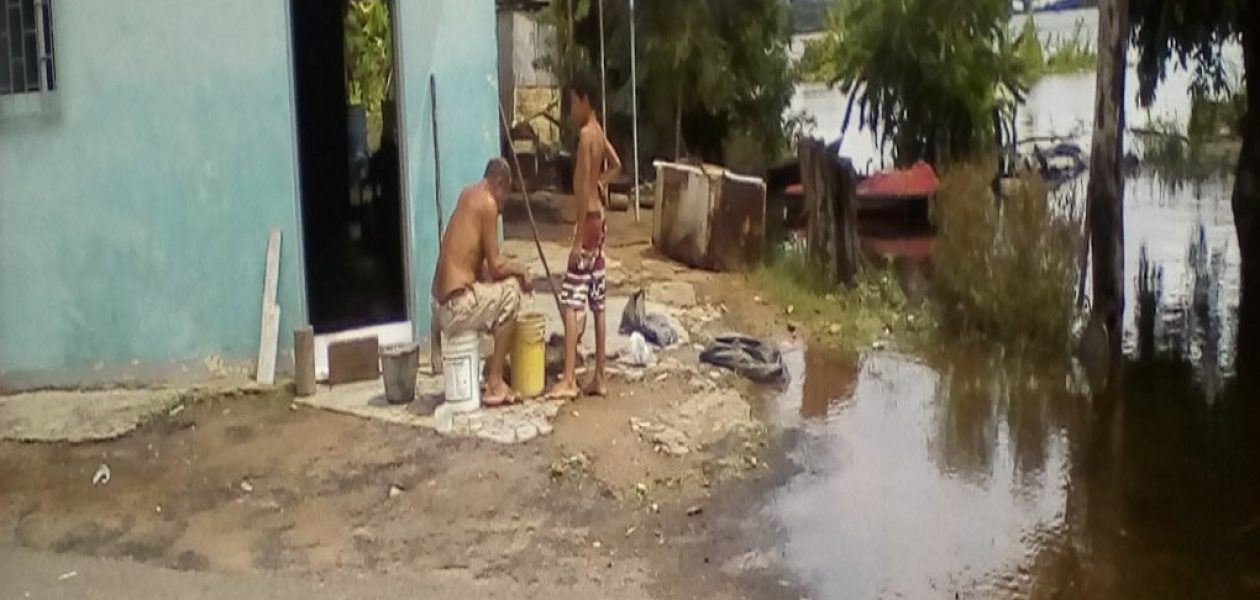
[0,389,181,443]
[296,375,563,446]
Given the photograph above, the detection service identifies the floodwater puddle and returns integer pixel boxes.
[764,345,1260,599]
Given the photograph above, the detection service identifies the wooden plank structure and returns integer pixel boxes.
[255,227,282,385]
[798,139,861,285]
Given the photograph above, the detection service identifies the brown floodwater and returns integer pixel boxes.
[764,342,1260,599]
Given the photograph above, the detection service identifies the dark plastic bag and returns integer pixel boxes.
[699,334,787,383]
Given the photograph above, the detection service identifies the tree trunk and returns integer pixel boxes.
[1085,0,1128,362]
[1234,8,1260,374]
[799,139,860,285]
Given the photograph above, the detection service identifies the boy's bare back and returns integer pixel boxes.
[573,122,610,219]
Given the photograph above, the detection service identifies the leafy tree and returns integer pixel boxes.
[344,0,392,116]
[541,0,795,165]
[802,0,1032,165]
[1130,0,1259,368]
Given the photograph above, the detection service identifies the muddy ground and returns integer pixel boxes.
[0,201,807,599]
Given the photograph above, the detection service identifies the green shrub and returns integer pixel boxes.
[757,244,934,353]
[933,164,1081,350]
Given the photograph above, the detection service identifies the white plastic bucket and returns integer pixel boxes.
[441,330,481,412]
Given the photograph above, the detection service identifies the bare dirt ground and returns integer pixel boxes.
[0,200,803,599]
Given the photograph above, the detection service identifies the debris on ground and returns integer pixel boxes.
[620,290,680,347]
[629,417,691,456]
[550,452,592,479]
[57,571,78,582]
[433,400,562,445]
[92,464,111,486]
[620,332,657,368]
[699,334,787,383]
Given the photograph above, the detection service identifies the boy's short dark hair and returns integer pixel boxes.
[565,72,601,109]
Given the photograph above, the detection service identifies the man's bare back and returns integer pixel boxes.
[432,182,494,302]
[430,159,529,405]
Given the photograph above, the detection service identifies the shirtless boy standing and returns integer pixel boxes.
[547,73,622,400]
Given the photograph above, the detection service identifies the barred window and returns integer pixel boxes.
[1,0,55,96]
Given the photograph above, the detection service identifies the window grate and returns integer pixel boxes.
[1,0,55,97]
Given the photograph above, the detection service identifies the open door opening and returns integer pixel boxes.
[290,0,408,338]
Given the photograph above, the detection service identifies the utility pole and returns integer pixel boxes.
[630,0,641,222]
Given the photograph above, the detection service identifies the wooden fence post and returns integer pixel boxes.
[799,138,860,285]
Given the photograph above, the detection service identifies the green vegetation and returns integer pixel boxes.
[542,0,795,165]
[1130,0,1259,363]
[1134,116,1239,185]
[344,0,392,146]
[800,0,1030,166]
[1014,18,1097,81]
[1042,28,1097,76]
[933,164,1082,351]
[756,245,935,354]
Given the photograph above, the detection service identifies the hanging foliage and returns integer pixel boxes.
[801,0,1031,165]
[344,0,392,117]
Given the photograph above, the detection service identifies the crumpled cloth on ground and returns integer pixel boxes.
[619,289,680,347]
[699,334,787,383]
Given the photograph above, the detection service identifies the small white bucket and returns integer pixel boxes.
[441,330,481,412]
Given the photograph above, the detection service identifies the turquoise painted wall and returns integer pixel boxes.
[0,0,501,381]
[395,0,501,338]
[0,1,304,376]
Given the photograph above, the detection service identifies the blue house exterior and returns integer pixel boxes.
[0,0,500,390]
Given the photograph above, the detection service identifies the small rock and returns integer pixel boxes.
[92,463,111,486]
[240,480,254,493]
[785,304,795,316]
[536,421,554,436]
[650,503,660,513]
[480,426,518,445]
[593,540,602,549]
[625,526,637,537]
[57,571,77,582]
[388,484,405,499]
[686,505,704,516]
[168,404,185,417]
[515,423,539,443]
[787,321,799,334]
[351,527,377,544]
[829,323,842,335]
[635,482,648,495]
[654,373,669,382]
[872,340,887,351]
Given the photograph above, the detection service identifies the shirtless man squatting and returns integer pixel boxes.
[547,72,622,400]
[431,158,533,406]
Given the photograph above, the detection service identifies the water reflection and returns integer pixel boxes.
[769,345,1260,599]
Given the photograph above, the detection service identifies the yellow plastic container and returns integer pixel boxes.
[510,312,547,398]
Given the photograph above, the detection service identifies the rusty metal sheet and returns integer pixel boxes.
[652,162,765,271]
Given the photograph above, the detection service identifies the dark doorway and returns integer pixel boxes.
[290,0,408,334]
